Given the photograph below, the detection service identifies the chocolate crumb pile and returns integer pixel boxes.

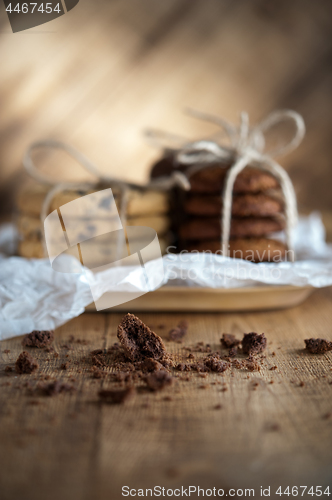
[99,387,135,404]
[204,354,230,373]
[117,313,172,367]
[168,320,188,342]
[22,330,54,348]
[244,355,261,372]
[304,338,332,354]
[15,351,39,374]
[85,314,176,401]
[242,332,267,355]
[176,353,230,374]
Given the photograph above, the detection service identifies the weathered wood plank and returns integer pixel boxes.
[1,288,332,500]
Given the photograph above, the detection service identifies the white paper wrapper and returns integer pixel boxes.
[1,213,332,341]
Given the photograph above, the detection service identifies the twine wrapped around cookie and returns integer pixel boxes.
[147,109,305,262]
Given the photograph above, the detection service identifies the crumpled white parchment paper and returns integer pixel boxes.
[1,213,332,340]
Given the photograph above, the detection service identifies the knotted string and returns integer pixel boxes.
[147,109,305,262]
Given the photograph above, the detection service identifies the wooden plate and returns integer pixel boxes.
[86,285,313,312]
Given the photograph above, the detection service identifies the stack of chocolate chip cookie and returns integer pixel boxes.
[16,184,171,265]
[150,153,287,262]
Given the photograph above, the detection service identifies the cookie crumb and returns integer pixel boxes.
[91,366,106,379]
[304,338,332,354]
[38,380,75,396]
[204,355,230,373]
[168,320,188,342]
[242,333,267,355]
[245,355,261,372]
[22,330,54,348]
[98,387,135,404]
[228,347,238,358]
[117,313,172,366]
[140,358,164,373]
[144,370,173,391]
[221,334,241,349]
[15,351,39,374]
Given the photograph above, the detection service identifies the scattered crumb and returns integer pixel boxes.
[221,333,241,349]
[176,363,191,372]
[91,366,107,379]
[144,370,173,391]
[22,330,54,348]
[304,338,332,354]
[204,354,230,373]
[242,333,267,355]
[15,351,39,374]
[266,423,280,432]
[245,355,261,372]
[60,362,69,370]
[37,380,75,396]
[168,320,188,342]
[98,387,135,404]
[140,358,164,373]
[228,347,238,358]
[4,366,13,373]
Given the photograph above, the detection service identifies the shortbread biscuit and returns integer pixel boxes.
[184,193,283,218]
[179,217,285,240]
[18,236,169,263]
[17,214,43,239]
[17,184,170,217]
[17,213,170,239]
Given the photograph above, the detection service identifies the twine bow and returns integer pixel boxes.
[147,109,305,261]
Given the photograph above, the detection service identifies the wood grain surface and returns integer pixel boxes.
[1,287,332,500]
[0,0,332,223]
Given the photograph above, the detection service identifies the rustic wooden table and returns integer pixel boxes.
[1,288,332,500]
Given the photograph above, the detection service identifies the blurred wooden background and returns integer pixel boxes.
[0,0,332,233]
